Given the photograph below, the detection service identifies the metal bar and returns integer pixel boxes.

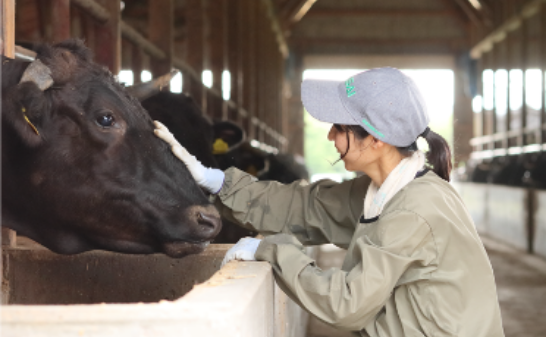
[71,0,110,24]
[14,45,37,61]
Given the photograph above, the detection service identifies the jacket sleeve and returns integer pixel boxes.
[254,209,437,332]
[214,167,371,248]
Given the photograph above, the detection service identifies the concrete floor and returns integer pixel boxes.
[306,236,546,337]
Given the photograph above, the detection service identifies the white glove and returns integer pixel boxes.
[221,237,262,267]
[154,121,225,194]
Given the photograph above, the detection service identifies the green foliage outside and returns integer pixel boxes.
[303,110,355,180]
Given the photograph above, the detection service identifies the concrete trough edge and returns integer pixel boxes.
[1,260,299,336]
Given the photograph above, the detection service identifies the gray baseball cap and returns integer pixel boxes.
[301,67,429,147]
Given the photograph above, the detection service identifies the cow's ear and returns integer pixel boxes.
[3,82,50,147]
[213,121,245,154]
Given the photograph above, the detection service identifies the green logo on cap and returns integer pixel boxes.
[362,119,384,138]
[345,78,356,97]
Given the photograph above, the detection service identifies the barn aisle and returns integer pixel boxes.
[306,236,546,337]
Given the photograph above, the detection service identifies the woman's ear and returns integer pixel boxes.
[372,138,384,149]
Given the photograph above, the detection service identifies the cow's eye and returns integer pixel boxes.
[96,114,115,127]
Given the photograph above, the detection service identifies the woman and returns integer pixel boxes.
[154,67,504,337]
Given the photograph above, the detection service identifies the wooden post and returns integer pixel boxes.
[227,3,242,121]
[94,0,121,74]
[132,43,143,84]
[185,0,205,112]
[256,3,266,143]
[71,4,83,39]
[242,0,257,139]
[207,0,225,120]
[149,0,173,78]
[51,0,70,42]
[82,12,96,53]
[266,27,277,148]
[538,4,546,144]
[520,19,528,147]
[453,56,474,167]
[286,51,304,156]
[1,0,15,58]
[1,0,17,249]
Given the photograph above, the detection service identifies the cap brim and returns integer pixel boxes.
[301,79,358,125]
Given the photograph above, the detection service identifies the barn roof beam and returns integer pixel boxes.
[71,0,110,24]
[452,0,491,27]
[470,0,545,58]
[306,9,462,17]
[262,0,289,58]
[438,0,473,33]
[280,0,317,28]
[291,37,468,47]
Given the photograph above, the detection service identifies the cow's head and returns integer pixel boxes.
[1,40,221,257]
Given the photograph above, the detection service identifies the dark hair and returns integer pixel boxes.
[332,124,452,181]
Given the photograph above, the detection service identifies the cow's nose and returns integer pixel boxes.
[197,211,221,233]
[190,205,222,239]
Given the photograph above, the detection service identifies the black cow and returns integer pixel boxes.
[2,40,221,257]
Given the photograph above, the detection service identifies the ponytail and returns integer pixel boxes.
[421,128,452,182]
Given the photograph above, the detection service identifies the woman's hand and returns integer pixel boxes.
[154,121,225,194]
[221,237,262,266]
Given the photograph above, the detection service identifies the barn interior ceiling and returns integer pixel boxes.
[118,0,510,58]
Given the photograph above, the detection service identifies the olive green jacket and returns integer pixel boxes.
[214,167,504,337]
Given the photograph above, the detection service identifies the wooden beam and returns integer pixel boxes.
[439,0,472,33]
[281,0,317,24]
[185,0,205,111]
[261,0,289,58]
[51,0,71,42]
[148,0,173,77]
[94,0,121,74]
[470,0,543,59]
[0,0,15,247]
[290,37,468,47]
[132,43,143,84]
[243,0,257,139]
[71,0,110,24]
[306,9,462,17]
[452,0,490,27]
[538,6,546,144]
[1,0,15,58]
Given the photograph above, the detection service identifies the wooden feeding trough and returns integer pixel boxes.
[2,239,312,336]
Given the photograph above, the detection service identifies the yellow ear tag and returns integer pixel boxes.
[212,138,229,154]
[23,113,40,136]
[246,165,258,177]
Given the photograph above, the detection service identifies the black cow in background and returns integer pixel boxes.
[462,153,546,189]
[2,40,222,257]
[214,141,309,184]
